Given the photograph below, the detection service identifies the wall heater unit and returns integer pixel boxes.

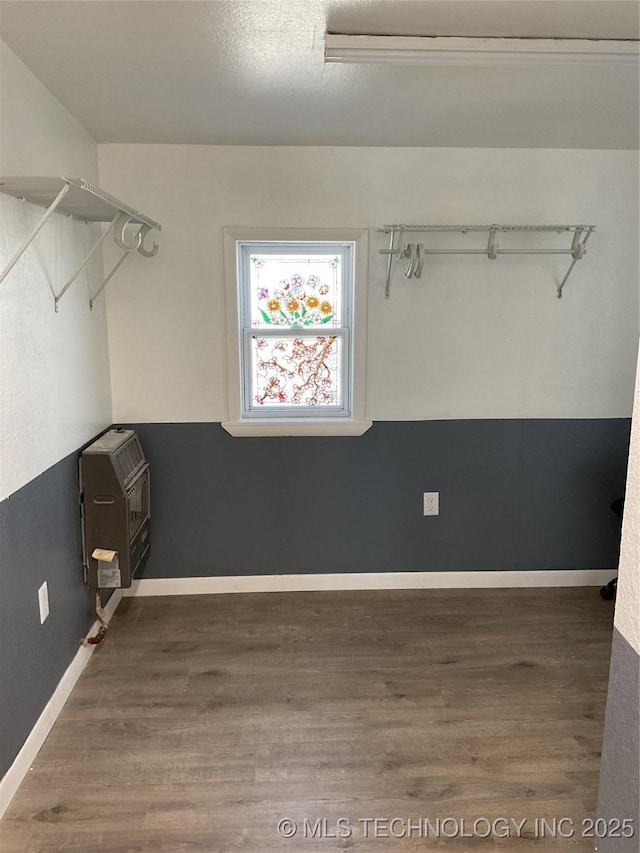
[80,429,150,589]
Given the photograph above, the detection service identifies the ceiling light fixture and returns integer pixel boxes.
[324,34,639,67]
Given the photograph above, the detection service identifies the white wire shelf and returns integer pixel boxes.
[379,224,593,233]
[0,176,161,228]
[0,176,162,310]
[378,223,596,299]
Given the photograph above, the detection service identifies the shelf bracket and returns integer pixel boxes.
[90,251,131,310]
[383,229,395,298]
[53,215,119,311]
[0,183,70,286]
[556,227,592,299]
[55,214,161,311]
[89,215,156,310]
[487,228,498,259]
[384,226,404,298]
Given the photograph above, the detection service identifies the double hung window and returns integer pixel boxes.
[222,229,370,436]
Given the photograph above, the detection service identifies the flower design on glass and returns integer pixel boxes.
[329,257,339,268]
[251,256,265,268]
[254,336,338,406]
[256,273,334,327]
[256,376,288,404]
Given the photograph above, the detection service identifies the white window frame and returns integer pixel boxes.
[222,227,371,437]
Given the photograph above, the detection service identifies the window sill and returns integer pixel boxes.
[221,419,373,437]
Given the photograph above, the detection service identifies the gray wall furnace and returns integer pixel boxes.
[126,419,631,577]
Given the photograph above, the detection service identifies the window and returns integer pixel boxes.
[241,243,349,415]
[222,228,370,436]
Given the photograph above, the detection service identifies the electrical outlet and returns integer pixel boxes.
[38,581,49,624]
[423,492,439,516]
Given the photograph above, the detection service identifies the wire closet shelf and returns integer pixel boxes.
[378,223,596,299]
[0,176,162,311]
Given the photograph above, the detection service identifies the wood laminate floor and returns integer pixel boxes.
[0,588,613,852]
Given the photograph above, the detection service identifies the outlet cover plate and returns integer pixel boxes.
[423,492,439,516]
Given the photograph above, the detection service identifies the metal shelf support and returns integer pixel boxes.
[556,227,594,299]
[90,252,131,311]
[54,214,118,311]
[0,183,70,287]
[378,223,596,299]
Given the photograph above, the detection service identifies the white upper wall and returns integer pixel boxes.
[0,41,97,178]
[98,144,639,424]
[0,41,112,500]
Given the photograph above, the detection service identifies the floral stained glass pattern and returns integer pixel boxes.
[249,254,342,328]
[251,335,342,408]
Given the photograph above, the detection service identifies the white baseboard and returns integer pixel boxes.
[0,589,123,819]
[124,569,615,597]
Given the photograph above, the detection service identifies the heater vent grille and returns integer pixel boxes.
[114,437,144,484]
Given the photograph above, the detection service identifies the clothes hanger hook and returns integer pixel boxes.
[114,213,143,252]
[137,224,159,258]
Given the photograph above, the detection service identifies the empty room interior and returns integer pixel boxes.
[1,1,639,851]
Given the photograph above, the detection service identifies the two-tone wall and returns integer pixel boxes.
[0,42,112,779]
[1,47,638,797]
[97,144,638,579]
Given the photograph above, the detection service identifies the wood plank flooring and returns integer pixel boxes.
[0,587,613,852]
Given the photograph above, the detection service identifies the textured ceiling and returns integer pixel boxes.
[0,0,638,148]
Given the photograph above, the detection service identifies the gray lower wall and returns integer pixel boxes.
[0,443,97,779]
[126,419,631,578]
[596,628,640,853]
